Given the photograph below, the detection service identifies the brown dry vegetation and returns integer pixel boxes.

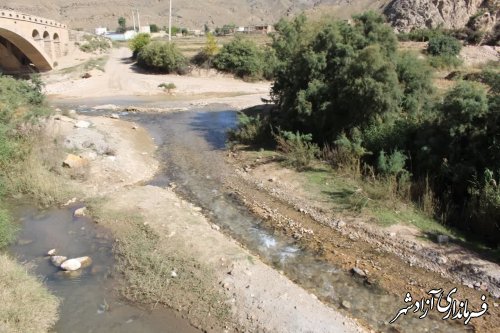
[0,254,60,333]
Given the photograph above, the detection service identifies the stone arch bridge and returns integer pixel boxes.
[0,9,69,73]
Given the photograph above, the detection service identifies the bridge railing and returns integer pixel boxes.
[0,9,67,29]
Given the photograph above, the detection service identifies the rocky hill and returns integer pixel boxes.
[385,0,499,33]
[3,0,499,38]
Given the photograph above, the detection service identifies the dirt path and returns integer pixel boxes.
[45,47,271,110]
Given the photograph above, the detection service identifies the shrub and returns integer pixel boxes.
[80,35,111,53]
[137,41,188,74]
[274,130,319,171]
[158,82,176,93]
[129,33,151,58]
[191,33,219,68]
[427,34,462,56]
[428,54,462,68]
[150,24,159,33]
[213,37,265,79]
[228,113,269,145]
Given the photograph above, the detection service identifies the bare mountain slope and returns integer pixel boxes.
[4,0,368,31]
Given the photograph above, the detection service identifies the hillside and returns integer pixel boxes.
[4,0,370,31]
[2,0,499,39]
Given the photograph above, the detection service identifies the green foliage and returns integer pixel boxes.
[214,37,266,80]
[427,34,462,56]
[137,41,188,74]
[117,17,126,33]
[407,28,443,42]
[271,12,402,142]
[149,24,159,33]
[228,112,270,145]
[0,208,17,248]
[428,54,462,69]
[80,35,111,53]
[192,33,219,68]
[129,33,151,58]
[158,82,176,93]
[275,130,320,171]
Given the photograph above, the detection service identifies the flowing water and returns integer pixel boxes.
[47,100,470,332]
[9,203,200,333]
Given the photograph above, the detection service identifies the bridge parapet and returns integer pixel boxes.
[0,9,67,29]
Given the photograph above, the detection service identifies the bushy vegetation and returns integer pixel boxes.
[230,12,500,245]
[79,35,111,53]
[275,131,319,171]
[0,75,61,332]
[213,37,275,80]
[191,33,219,68]
[129,33,151,58]
[158,82,176,93]
[426,34,462,68]
[137,41,188,74]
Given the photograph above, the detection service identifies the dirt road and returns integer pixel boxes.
[45,47,271,109]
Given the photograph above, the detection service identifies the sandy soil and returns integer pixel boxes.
[45,47,271,110]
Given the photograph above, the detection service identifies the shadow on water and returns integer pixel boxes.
[8,203,200,333]
[113,105,468,333]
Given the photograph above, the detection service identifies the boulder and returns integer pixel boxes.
[74,120,91,128]
[74,207,87,217]
[47,249,57,256]
[61,259,82,271]
[73,256,93,268]
[62,154,88,169]
[51,255,68,267]
[110,113,120,119]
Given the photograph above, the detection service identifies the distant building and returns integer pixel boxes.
[139,26,151,34]
[105,30,137,41]
[95,27,107,36]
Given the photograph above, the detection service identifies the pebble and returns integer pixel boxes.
[351,267,367,278]
[341,300,351,309]
[74,207,87,217]
[47,249,57,256]
[171,270,177,278]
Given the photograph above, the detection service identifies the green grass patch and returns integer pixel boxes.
[0,208,17,248]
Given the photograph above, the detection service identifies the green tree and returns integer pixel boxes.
[427,34,462,56]
[118,17,126,33]
[129,33,151,58]
[150,24,159,33]
[213,37,264,79]
[137,41,188,74]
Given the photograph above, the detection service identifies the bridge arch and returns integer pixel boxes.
[53,33,60,58]
[0,27,52,71]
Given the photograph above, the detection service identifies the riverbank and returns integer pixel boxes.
[46,106,366,332]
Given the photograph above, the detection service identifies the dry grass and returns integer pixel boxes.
[89,206,231,330]
[4,129,74,206]
[0,254,59,333]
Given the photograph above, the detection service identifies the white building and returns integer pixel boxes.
[95,27,108,35]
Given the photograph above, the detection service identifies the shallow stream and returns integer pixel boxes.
[9,203,199,333]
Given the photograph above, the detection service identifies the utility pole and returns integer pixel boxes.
[137,10,141,32]
[132,10,136,32]
[168,0,172,41]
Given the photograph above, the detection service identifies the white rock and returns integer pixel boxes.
[171,270,178,278]
[211,224,221,231]
[47,249,57,256]
[110,113,120,119]
[74,207,87,217]
[51,256,67,267]
[61,259,82,271]
[73,256,93,267]
[74,120,91,128]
